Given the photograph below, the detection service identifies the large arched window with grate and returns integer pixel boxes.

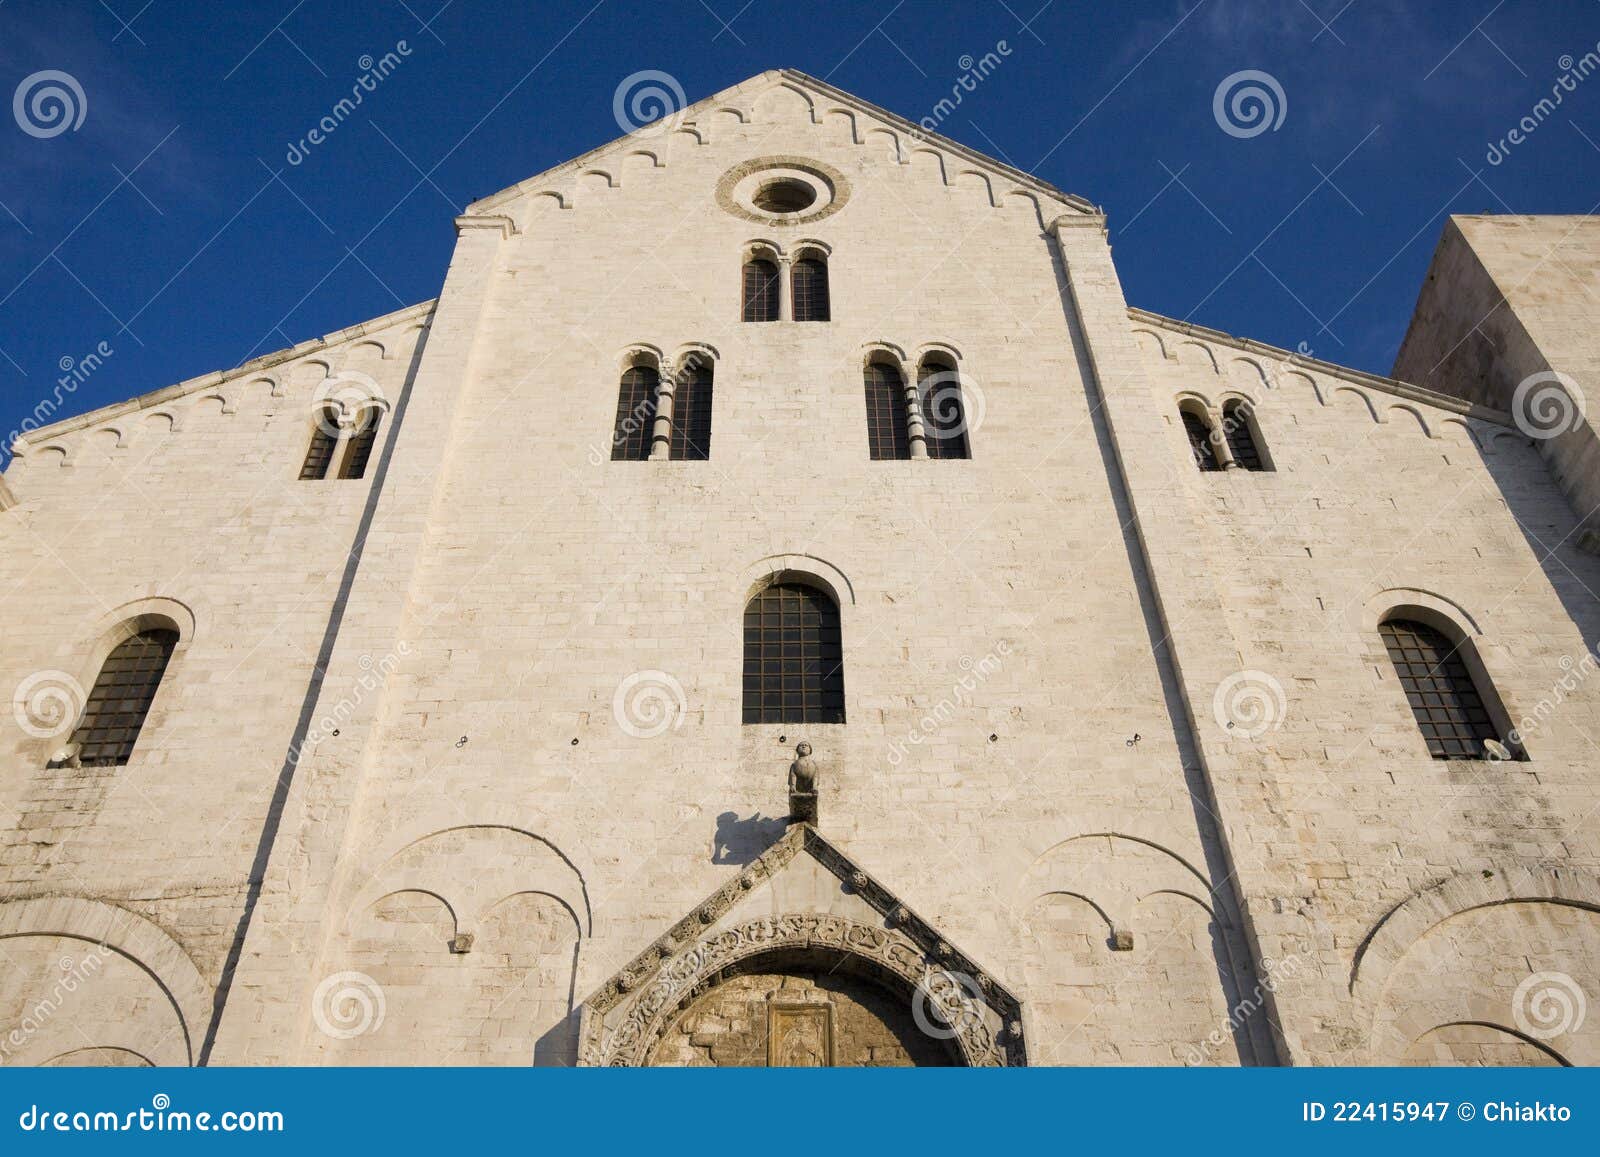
[791,257,830,322]
[69,629,179,766]
[1222,399,1266,471]
[299,409,339,480]
[338,408,383,479]
[917,359,971,460]
[669,358,714,461]
[611,365,660,461]
[742,258,780,322]
[864,361,911,461]
[1380,617,1509,760]
[742,582,845,724]
[1180,406,1222,472]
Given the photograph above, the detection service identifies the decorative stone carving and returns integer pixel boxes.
[577,825,1027,1067]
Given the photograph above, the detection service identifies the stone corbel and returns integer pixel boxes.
[453,214,519,240]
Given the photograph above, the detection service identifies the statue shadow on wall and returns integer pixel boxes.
[712,811,789,866]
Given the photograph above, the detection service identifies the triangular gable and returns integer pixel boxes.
[577,823,1026,1066]
[466,68,1097,221]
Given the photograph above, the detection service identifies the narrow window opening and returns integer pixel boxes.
[1380,618,1509,760]
[611,366,659,461]
[742,259,779,323]
[792,258,830,322]
[742,582,845,724]
[69,629,178,767]
[864,362,911,461]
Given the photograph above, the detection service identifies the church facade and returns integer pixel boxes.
[2,70,1597,1067]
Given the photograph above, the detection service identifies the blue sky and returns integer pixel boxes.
[1,0,1596,459]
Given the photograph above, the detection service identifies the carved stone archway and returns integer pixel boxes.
[578,826,1026,1066]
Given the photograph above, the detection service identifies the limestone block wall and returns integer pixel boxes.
[0,303,431,1066]
[215,74,1270,1066]
[1395,215,1600,535]
[1120,308,1600,1066]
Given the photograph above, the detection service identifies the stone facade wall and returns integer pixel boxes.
[1,72,1596,1069]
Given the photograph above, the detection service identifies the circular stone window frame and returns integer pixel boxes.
[716,156,851,226]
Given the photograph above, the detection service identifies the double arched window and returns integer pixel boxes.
[1179,397,1268,472]
[742,581,845,724]
[610,350,715,461]
[741,245,830,323]
[863,350,973,460]
[1378,614,1515,761]
[300,405,384,480]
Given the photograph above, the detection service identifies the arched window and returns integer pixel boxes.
[611,365,659,461]
[1222,399,1265,471]
[1380,618,1507,760]
[668,358,713,461]
[864,361,911,461]
[338,408,382,479]
[792,257,830,322]
[743,582,845,724]
[917,360,971,460]
[299,409,338,480]
[742,259,779,322]
[69,629,179,766]
[1181,406,1222,472]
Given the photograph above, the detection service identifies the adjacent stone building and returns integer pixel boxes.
[2,71,1596,1067]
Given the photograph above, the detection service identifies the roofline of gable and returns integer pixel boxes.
[10,298,437,453]
[466,68,1100,217]
[1127,306,1514,428]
